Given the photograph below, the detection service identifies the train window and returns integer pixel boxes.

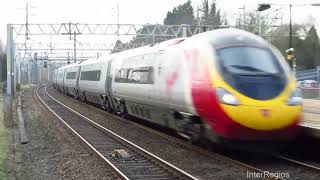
[132,69,148,83]
[120,69,128,79]
[66,72,77,79]
[216,47,280,75]
[80,70,101,81]
[115,69,128,82]
[115,67,154,84]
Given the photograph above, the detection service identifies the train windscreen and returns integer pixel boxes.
[216,47,280,75]
[216,46,286,100]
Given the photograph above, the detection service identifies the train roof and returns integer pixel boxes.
[55,63,79,71]
[204,28,268,49]
[65,63,80,67]
[56,28,270,70]
[79,57,107,65]
[153,37,187,48]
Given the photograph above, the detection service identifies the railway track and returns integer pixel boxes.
[43,86,320,179]
[36,86,198,180]
[46,87,279,178]
[230,153,320,179]
[278,155,320,171]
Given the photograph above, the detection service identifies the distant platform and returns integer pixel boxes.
[301,99,320,137]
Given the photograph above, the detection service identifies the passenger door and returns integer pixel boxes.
[105,59,115,109]
[154,51,172,105]
[76,66,81,89]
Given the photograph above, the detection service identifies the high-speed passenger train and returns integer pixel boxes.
[53,28,303,145]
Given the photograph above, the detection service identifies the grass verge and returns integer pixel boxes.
[0,93,10,180]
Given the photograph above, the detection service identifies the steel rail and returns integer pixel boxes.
[37,86,198,180]
[35,86,128,179]
[277,155,320,171]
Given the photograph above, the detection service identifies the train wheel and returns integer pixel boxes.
[189,133,201,145]
[75,90,80,99]
[105,101,113,113]
[119,102,127,118]
[80,92,86,102]
[100,96,107,110]
[185,123,204,145]
[101,102,108,111]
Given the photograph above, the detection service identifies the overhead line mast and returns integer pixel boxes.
[25,3,29,53]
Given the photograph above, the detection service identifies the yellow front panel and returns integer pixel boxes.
[221,104,301,130]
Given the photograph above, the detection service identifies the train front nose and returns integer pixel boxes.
[210,45,303,139]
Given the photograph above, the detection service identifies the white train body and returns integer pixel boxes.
[64,63,80,97]
[52,29,301,144]
[54,37,198,127]
[110,39,197,125]
[77,58,109,104]
[55,66,66,91]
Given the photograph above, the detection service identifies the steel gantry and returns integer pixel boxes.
[13,23,216,36]
[6,23,222,97]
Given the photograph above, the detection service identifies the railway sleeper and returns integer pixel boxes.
[128,174,173,179]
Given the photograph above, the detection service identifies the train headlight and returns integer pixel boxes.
[287,88,302,106]
[216,88,240,106]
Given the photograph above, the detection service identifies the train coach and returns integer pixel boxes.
[54,65,66,92]
[53,28,303,147]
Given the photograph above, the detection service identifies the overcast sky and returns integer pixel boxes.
[1,0,320,46]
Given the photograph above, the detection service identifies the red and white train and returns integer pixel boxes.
[53,28,303,145]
